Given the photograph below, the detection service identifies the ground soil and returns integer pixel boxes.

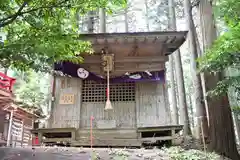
[0,147,170,160]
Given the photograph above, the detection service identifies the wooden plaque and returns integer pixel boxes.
[59,94,75,104]
[101,54,114,72]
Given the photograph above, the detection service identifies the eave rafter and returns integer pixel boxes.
[79,31,187,56]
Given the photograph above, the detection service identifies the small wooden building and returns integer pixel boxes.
[0,72,40,146]
[0,72,15,145]
[33,31,187,147]
[2,103,40,147]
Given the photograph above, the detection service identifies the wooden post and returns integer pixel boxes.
[7,110,14,147]
[14,136,17,147]
[20,119,25,147]
[171,129,175,145]
[90,116,94,148]
[37,132,43,146]
[31,119,35,146]
[71,130,76,142]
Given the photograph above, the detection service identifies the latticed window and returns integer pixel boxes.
[82,80,135,102]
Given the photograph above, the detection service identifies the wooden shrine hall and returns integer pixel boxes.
[32,31,187,147]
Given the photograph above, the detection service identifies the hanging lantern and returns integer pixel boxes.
[102,54,114,110]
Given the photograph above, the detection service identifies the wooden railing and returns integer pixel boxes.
[0,72,16,92]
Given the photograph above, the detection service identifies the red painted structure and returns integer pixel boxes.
[0,72,16,92]
[32,136,39,146]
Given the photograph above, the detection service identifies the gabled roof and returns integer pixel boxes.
[2,103,41,120]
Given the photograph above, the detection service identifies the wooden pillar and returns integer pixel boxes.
[71,130,76,141]
[13,136,17,147]
[20,119,25,147]
[6,110,14,147]
[31,119,35,146]
[38,132,43,145]
[171,129,175,145]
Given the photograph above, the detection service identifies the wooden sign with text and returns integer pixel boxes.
[59,94,75,104]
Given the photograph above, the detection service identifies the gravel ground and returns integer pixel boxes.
[0,147,170,160]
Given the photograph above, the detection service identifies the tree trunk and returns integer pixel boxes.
[198,0,240,158]
[88,11,94,33]
[194,25,209,126]
[168,0,178,125]
[144,0,150,31]
[198,0,217,50]
[124,7,128,32]
[183,0,207,139]
[233,112,240,143]
[99,8,106,33]
[208,90,240,159]
[168,0,191,133]
[169,56,179,124]
[75,9,81,32]
[189,94,194,128]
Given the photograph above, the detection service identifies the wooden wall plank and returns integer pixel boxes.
[80,102,136,129]
[50,76,82,128]
[136,81,171,127]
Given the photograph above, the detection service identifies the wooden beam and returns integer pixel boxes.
[80,31,187,40]
[91,43,182,49]
[81,63,165,76]
[0,96,11,100]
[83,56,167,64]
[43,138,71,143]
[140,136,173,142]
[31,127,76,133]
[0,89,12,97]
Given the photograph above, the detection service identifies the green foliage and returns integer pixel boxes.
[12,70,50,115]
[199,0,240,96]
[216,0,240,26]
[232,106,240,113]
[163,147,219,160]
[0,0,126,72]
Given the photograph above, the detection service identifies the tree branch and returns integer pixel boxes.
[0,0,70,28]
[0,1,28,27]
[20,0,70,15]
[191,0,200,8]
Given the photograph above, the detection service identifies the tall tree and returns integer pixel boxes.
[183,0,208,140]
[198,0,240,159]
[0,0,126,72]
[167,1,178,126]
[169,0,191,135]
[99,9,106,33]
[144,0,150,31]
[124,7,128,32]
[168,0,179,125]
[169,57,179,124]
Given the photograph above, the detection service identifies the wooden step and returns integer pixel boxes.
[76,129,138,139]
[71,138,141,147]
